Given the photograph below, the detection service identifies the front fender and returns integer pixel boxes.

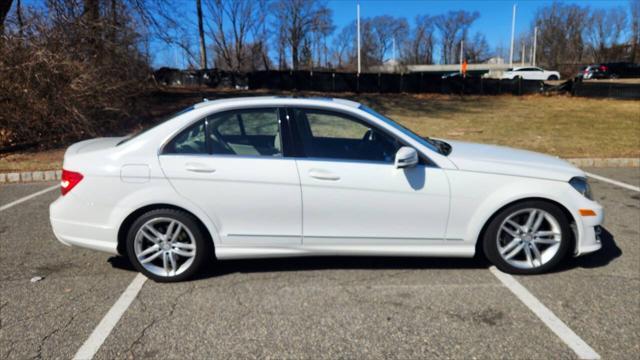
[444,171,583,251]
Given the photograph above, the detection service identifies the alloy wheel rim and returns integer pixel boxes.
[134,217,197,277]
[496,208,562,269]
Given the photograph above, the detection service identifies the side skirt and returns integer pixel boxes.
[214,244,475,260]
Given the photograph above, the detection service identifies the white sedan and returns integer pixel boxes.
[50,97,602,282]
[501,67,561,81]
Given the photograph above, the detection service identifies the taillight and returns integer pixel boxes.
[599,65,608,72]
[61,169,84,196]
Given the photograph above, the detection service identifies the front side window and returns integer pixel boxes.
[293,108,399,162]
[208,108,282,157]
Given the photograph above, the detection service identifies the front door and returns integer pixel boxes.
[159,108,302,246]
[290,108,450,246]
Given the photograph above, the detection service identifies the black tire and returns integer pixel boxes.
[482,200,571,275]
[126,208,212,282]
[547,75,559,80]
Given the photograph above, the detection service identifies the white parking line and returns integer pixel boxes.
[489,266,600,360]
[74,273,148,360]
[0,184,59,212]
[585,172,640,192]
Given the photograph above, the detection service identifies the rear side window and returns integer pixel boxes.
[208,108,282,157]
[163,121,207,154]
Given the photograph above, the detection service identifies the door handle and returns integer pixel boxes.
[185,163,216,173]
[308,169,340,181]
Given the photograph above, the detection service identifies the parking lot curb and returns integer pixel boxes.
[0,170,62,183]
[0,158,637,184]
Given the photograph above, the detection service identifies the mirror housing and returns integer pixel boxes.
[394,146,419,169]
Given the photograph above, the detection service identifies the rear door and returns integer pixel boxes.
[290,107,450,246]
[159,108,302,246]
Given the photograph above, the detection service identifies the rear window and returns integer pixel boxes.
[117,106,195,146]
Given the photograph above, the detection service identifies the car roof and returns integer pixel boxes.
[192,96,361,109]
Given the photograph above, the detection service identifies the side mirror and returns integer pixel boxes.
[394,146,419,169]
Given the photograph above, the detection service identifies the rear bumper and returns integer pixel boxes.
[49,197,119,254]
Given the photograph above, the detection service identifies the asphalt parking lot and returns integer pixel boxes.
[1,168,638,359]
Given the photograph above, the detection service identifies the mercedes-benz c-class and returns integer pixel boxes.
[50,97,602,281]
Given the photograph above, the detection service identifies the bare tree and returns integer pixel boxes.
[404,14,436,65]
[1,0,151,150]
[129,0,199,67]
[585,7,627,62]
[206,0,262,72]
[533,2,589,69]
[1,0,14,35]
[196,0,207,69]
[276,20,287,70]
[465,32,490,63]
[271,0,333,70]
[332,23,354,69]
[629,0,639,62]
[368,15,408,63]
[435,10,479,64]
[249,0,271,70]
[310,6,334,68]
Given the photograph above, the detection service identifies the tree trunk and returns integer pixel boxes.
[110,0,118,42]
[83,0,101,58]
[0,0,13,34]
[291,45,299,71]
[16,0,23,37]
[196,0,207,70]
[84,0,100,22]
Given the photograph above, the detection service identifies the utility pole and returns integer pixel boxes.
[521,42,525,66]
[532,26,538,66]
[196,0,207,70]
[509,3,516,66]
[357,1,361,74]
[459,40,464,73]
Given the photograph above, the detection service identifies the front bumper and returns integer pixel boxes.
[573,202,604,256]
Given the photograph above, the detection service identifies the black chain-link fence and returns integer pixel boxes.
[154,68,639,99]
[570,81,640,100]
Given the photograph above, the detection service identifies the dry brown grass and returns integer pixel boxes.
[352,93,640,159]
[0,149,65,172]
[1,90,638,172]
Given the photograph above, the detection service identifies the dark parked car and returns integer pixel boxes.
[581,62,640,79]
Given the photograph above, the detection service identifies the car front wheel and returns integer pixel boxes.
[126,209,211,282]
[483,201,571,274]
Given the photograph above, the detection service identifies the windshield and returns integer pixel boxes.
[117,106,195,146]
[359,105,448,155]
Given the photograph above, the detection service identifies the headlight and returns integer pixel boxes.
[569,177,593,200]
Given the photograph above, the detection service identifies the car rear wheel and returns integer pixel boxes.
[483,200,571,274]
[126,209,211,282]
[547,75,558,80]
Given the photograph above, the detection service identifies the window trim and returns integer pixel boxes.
[160,107,291,158]
[286,106,434,166]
